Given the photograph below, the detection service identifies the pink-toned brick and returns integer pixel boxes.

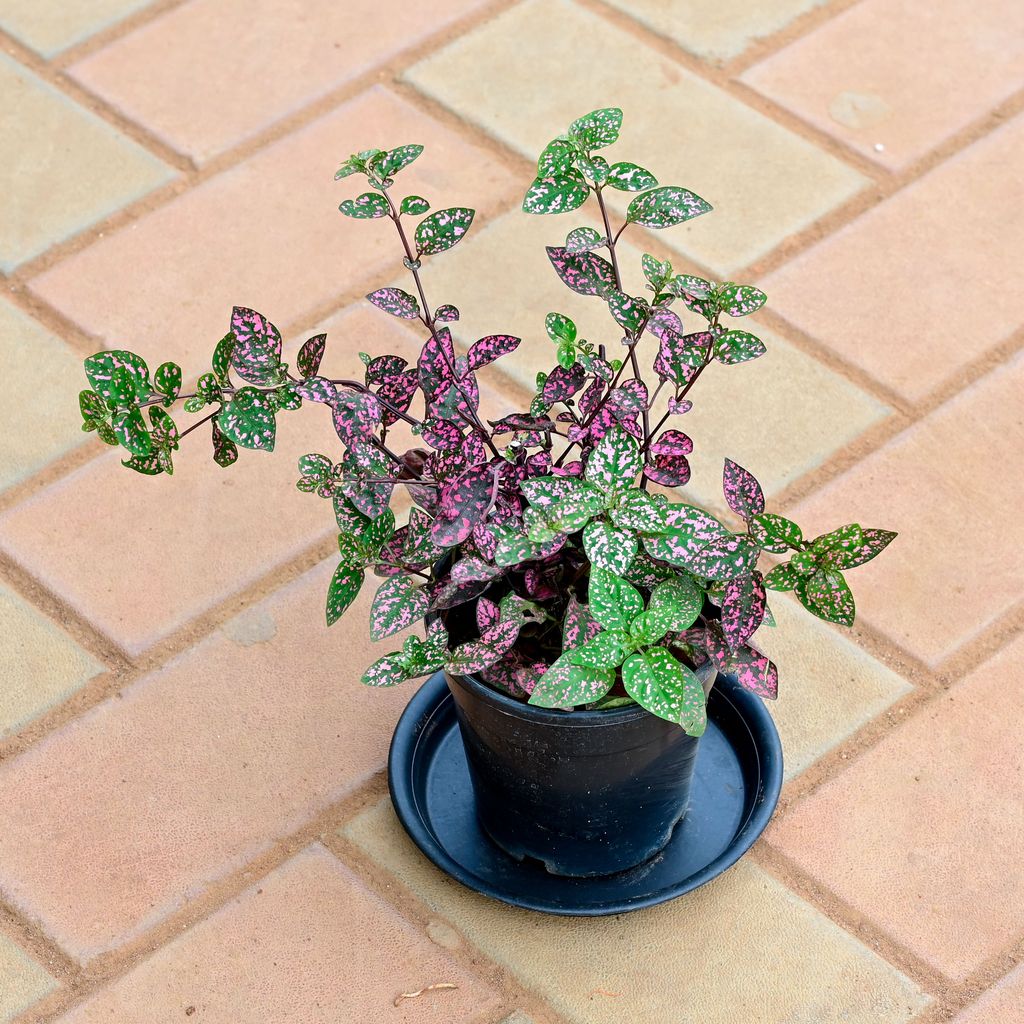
[763,114,1024,403]
[952,964,1024,1024]
[71,0,490,163]
[0,561,422,959]
[29,86,513,371]
[55,845,499,1022]
[769,632,1024,981]
[792,354,1024,666]
[742,0,1024,170]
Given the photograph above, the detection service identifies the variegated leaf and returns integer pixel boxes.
[415,207,474,255]
[585,425,642,493]
[797,568,856,626]
[541,362,586,404]
[565,226,604,253]
[217,387,276,451]
[230,307,285,385]
[583,521,637,574]
[607,162,658,192]
[545,246,616,297]
[588,567,643,632]
[528,653,615,708]
[296,334,326,378]
[367,287,420,319]
[370,576,428,641]
[467,334,520,372]
[622,648,706,735]
[83,350,151,406]
[339,192,388,219]
[719,571,767,651]
[361,654,409,687]
[610,490,669,533]
[522,174,589,215]
[627,186,712,229]
[644,429,693,487]
[446,620,519,675]
[823,528,897,570]
[719,283,767,317]
[723,458,765,521]
[715,329,766,365]
[430,462,499,547]
[643,504,759,580]
[332,389,381,445]
[326,562,364,625]
[568,107,622,149]
[562,595,603,652]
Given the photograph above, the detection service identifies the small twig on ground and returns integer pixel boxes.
[393,982,459,1007]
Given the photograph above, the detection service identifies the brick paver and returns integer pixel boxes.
[742,0,1024,170]
[0,53,171,271]
[406,0,866,275]
[0,0,152,57]
[347,800,928,1024]
[71,0,492,164]
[1,0,1021,1019]
[0,933,56,1022]
[764,113,1024,403]
[54,845,500,1022]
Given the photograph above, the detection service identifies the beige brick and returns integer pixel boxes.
[793,354,1024,666]
[346,800,927,1024]
[0,54,171,271]
[0,934,56,1023]
[754,594,910,779]
[0,0,152,57]
[405,0,866,275]
[743,0,1024,169]
[54,845,499,1022]
[30,86,514,371]
[0,298,89,490]
[605,0,829,61]
[764,114,1024,402]
[0,583,103,738]
[769,633,1024,981]
[72,0,491,164]
[0,561,423,959]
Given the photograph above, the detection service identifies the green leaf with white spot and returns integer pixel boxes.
[719,283,767,317]
[378,144,423,178]
[415,207,475,255]
[585,426,642,493]
[568,629,630,669]
[568,107,622,150]
[622,648,706,735]
[629,610,670,646]
[326,562,364,625]
[564,226,603,253]
[339,192,389,219]
[583,521,637,574]
[528,653,615,708]
[610,490,669,533]
[217,387,277,451]
[607,162,658,192]
[626,186,712,229]
[537,139,576,176]
[545,312,577,344]
[650,575,704,631]
[523,174,589,215]
[588,567,643,632]
[715,329,766,365]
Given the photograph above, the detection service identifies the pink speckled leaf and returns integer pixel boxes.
[722,458,765,521]
[230,307,285,385]
[467,334,521,372]
[725,643,778,700]
[415,207,475,255]
[370,576,428,640]
[643,504,759,580]
[430,462,499,547]
[339,442,392,519]
[823,528,897,570]
[719,283,767,317]
[294,376,337,405]
[83,349,151,406]
[719,571,767,651]
[431,556,501,610]
[797,568,856,626]
[653,330,711,385]
[644,429,693,487]
[296,334,326,378]
[622,648,707,735]
[607,290,649,333]
[339,192,388,219]
[365,354,409,384]
[434,303,460,323]
[361,654,409,688]
[542,362,586,404]
[585,425,642,493]
[326,562,364,626]
[332,389,382,445]
[546,246,617,297]
[446,619,520,675]
[476,596,500,633]
[217,387,276,451]
[562,595,602,652]
[375,369,419,426]
[417,327,456,399]
[367,287,420,319]
[211,420,238,468]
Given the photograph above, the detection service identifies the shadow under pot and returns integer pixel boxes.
[444,660,717,878]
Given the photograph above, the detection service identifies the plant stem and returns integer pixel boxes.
[178,410,218,441]
[596,186,622,290]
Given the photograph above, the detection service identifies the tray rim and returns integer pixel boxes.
[388,671,783,916]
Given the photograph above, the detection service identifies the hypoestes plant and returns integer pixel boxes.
[79,108,896,737]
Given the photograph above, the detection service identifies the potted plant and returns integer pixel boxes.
[77,107,895,880]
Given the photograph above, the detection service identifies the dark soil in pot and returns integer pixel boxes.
[445,659,717,878]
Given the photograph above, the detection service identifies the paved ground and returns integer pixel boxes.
[0,1,1021,1021]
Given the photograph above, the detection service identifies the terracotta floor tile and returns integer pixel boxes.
[769,632,1024,980]
[346,800,927,1024]
[952,964,1024,1024]
[71,0,490,164]
[742,0,1024,170]
[763,114,1024,402]
[54,845,499,1021]
[405,0,866,275]
[0,0,152,57]
[0,561,423,959]
[29,86,514,371]
[603,0,828,61]
[0,934,56,1023]
[755,594,910,779]
[0,298,88,491]
[0,583,103,739]
[0,53,171,271]
[792,354,1024,666]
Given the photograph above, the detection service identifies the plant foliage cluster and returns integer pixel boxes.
[80,109,895,736]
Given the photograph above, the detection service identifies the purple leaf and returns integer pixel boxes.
[644,429,693,486]
[230,306,284,385]
[376,370,418,426]
[481,654,547,697]
[296,334,326,378]
[545,246,617,297]
[653,330,711,386]
[430,462,500,547]
[417,327,457,399]
[332,389,382,445]
[445,620,520,675]
[420,418,463,451]
[467,334,521,372]
[490,413,556,435]
[578,378,604,421]
[434,303,460,323]
[431,556,501,610]
[723,458,765,521]
[476,596,500,633]
[365,354,409,385]
[719,571,767,651]
[542,362,586,404]
[710,638,778,700]
[367,287,420,319]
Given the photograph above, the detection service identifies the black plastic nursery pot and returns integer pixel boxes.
[443,660,717,878]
